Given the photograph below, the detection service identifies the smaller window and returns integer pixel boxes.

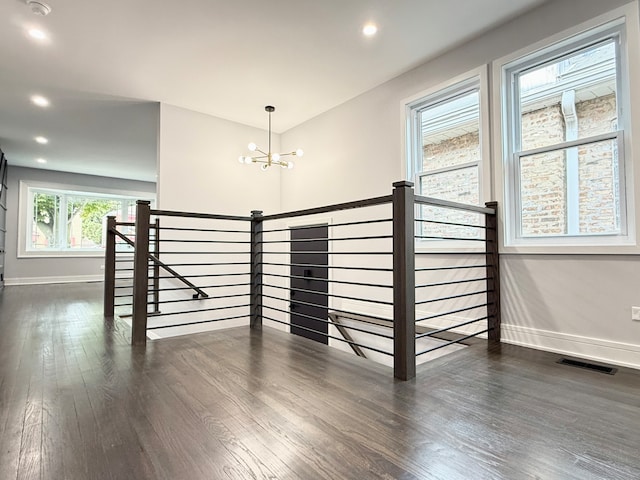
[406,74,488,243]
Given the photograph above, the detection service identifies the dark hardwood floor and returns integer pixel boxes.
[0,283,639,480]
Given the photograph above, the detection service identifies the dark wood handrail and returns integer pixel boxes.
[150,209,251,222]
[414,194,496,215]
[110,228,209,299]
[261,195,393,221]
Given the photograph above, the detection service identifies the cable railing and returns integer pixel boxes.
[104,181,500,380]
[256,193,396,365]
[412,197,500,362]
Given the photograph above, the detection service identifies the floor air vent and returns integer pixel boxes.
[557,358,617,375]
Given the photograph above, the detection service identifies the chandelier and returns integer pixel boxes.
[238,106,303,170]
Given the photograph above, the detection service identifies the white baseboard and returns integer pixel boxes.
[340,301,640,370]
[502,324,640,370]
[5,275,103,286]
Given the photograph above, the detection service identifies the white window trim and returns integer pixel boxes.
[401,66,492,253]
[18,180,155,258]
[493,3,640,254]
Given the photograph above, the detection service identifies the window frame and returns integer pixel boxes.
[18,180,155,258]
[496,8,639,254]
[403,66,491,252]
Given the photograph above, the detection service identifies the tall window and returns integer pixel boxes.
[25,186,146,254]
[504,21,628,244]
[407,75,485,240]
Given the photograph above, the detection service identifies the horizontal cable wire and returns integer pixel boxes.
[415,218,492,230]
[261,218,392,234]
[155,262,252,267]
[154,251,250,255]
[262,283,393,306]
[416,316,490,339]
[259,235,392,244]
[152,272,250,280]
[262,251,392,255]
[157,239,251,244]
[157,226,250,234]
[415,289,488,305]
[261,314,393,357]
[262,272,392,289]
[416,329,490,356]
[147,304,250,317]
[147,314,247,330]
[148,282,250,293]
[415,264,488,272]
[414,235,488,242]
[416,304,491,323]
[261,304,394,340]
[154,293,249,306]
[261,294,392,326]
[262,262,393,272]
[416,277,489,289]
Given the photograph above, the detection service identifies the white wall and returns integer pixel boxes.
[154,104,285,335]
[279,0,640,369]
[157,103,281,215]
[5,166,156,284]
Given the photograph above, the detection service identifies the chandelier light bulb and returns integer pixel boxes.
[237,106,303,172]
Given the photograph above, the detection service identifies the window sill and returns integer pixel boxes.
[18,251,106,259]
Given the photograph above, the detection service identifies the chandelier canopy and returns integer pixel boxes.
[238,106,303,170]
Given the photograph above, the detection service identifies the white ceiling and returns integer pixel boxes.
[0,0,548,182]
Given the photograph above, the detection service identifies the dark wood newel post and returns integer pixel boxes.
[104,216,116,318]
[250,210,263,330]
[485,201,501,345]
[132,200,151,345]
[392,181,416,381]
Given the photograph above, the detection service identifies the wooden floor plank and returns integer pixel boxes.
[0,283,639,480]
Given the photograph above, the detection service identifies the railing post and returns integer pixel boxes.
[103,216,116,318]
[485,201,501,345]
[250,210,263,330]
[132,200,151,345]
[151,219,160,314]
[392,181,416,381]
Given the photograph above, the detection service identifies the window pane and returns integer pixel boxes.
[519,138,620,237]
[420,91,480,172]
[421,166,479,205]
[31,192,61,249]
[519,152,567,236]
[67,196,121,249]
[519,40,617,151]
[419,167,482,239]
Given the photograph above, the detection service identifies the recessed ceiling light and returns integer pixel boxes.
[28,28,47,41]
[363,24,378,37]
[36,158,47,164]
[31,95,50,107]
[35,136,49,144]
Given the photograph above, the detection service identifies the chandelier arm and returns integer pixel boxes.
[253,147,268,156]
